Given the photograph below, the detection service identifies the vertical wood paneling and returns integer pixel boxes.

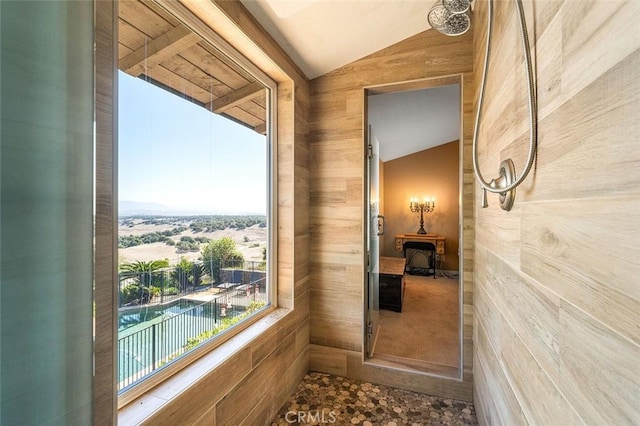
[473,0,640,424]
[309,29,474,399]
[95,1,118,424]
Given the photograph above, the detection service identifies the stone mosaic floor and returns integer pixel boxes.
[271,372,478,425]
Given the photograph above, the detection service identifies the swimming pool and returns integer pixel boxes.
[119,298,202,333]
[117,295,246,390]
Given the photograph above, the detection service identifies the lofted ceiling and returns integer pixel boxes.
[116,0,460,159]
[239,0,460,161]
[369,85,461,162]
[239,0,433,79]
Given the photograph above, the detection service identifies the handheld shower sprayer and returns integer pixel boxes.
[428,0,538,211]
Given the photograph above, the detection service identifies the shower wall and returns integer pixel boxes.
[309,29,475,400]
[472,0,640,424]
[1,3,94,424]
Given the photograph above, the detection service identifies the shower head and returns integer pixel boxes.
[443,0,471,14]
[427,0,472,36]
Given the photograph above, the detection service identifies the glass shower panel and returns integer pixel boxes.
[1,1,94,424]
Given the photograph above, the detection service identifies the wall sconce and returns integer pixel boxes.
[409,197,435,234]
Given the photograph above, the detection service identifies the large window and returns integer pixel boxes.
[116,2,274,393]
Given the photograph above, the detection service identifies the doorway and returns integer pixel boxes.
[364,76,463,378]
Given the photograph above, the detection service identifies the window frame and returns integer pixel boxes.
[111,1,279,407]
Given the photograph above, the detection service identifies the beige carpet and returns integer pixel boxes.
[373,275,460,372]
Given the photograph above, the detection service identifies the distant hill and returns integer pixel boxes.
[119,201,263,217]
[119,201,182,216]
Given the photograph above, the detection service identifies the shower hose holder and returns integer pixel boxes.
[481,159,516,211]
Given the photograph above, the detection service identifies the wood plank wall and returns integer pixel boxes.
[309,30,475,400]
[111,1,312,424]
[472,0,640,424]
[95,1,118,424]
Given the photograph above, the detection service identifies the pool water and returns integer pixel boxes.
[119,298,200,333]
[117,296,245,390]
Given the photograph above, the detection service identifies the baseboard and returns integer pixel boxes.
[371,353,460,378]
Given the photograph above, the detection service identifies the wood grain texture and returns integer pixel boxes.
[181,0,307,86]
[500,324,583,426]
[485,251,561,382]
[119,25,200,75]
[521,197,640,344]
[94,1,118,424]
[215,348,280,425]
[473,320,528,426]
[138,347,253,425]
[309,344,348,377]
[559,302,640,425]
[473,0,640,424]
[119,1,268,131]
[309,28,474,400]
[524,48,640,202]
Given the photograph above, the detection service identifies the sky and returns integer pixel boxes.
[118,71,267,215]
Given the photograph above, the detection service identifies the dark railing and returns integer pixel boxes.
[118,260,265,308]
[118,271,267,391]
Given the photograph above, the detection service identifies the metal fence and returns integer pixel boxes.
[117,262,267,391]
[118,260,265,308]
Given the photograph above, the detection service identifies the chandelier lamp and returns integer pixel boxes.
[409,197,435,234]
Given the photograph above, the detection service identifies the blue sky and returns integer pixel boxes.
[118,71,267,215]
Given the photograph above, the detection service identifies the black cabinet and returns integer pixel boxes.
[379,272,404,312]
[378,256,406,312]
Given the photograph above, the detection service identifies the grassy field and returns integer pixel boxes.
[118,217,267,266]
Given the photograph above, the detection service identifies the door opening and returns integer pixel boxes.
[364,77,464,379]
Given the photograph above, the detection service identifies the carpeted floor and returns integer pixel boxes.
[271,372,478,425]
[373,275,459,374]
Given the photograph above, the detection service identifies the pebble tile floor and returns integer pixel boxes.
[271,372,478,425]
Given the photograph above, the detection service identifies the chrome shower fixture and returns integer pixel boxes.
[428,0,538,211]
[443,0,471,14]
[472,0,538,211]
[428,0,472,36]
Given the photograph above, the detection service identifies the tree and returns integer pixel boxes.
[200,237,244,284]
[259,246,267,270]
[171,257,193,291]
[120,259,169,277]
[120,259,169,304]
[170,257,204,291]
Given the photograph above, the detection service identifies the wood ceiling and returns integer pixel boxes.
[118,0,267,134]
